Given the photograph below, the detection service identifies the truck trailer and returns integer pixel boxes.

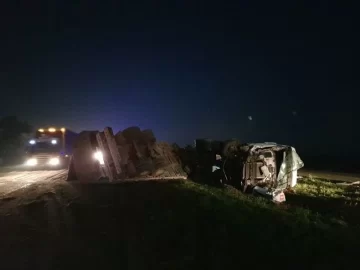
[24,127,78,168]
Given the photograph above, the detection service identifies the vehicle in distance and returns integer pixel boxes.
[25,127,78,168]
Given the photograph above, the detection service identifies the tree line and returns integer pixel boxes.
[0,116,33,165]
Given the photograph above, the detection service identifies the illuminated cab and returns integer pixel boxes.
[25,127,76,168]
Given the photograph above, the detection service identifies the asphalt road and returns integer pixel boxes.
[0,167,68,197]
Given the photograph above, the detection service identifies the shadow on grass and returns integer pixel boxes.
[285,192,360,224]
[1,179,360,270]
[66,180,360,269]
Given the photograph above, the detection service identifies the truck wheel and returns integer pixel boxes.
[223,140,242,158]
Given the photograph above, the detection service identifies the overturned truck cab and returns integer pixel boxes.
[238,143,304,202]
[195,140,304,203]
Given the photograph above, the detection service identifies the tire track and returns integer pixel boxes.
[0,170,68,197]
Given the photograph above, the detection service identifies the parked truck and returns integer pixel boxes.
[24,127,78,169]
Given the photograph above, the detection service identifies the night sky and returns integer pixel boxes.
[0,1,358,156]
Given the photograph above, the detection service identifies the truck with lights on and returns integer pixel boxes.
[25,127,78,168]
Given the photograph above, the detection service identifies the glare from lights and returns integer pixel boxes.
[60,128,66,132]
[48,128,56,132]
[48,157,60,166]
[94,151,105,165]
[51,139,57,145]
[26,158,37,166]
[29,140,36,145]
[38,129,44,132]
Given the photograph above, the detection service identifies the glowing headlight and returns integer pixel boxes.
[29,140,36,145]
[51,139,57,145]
[94,151,105,165]
[26,158,37,166]
[48,157,60,166]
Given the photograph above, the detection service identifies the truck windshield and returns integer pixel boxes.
[28,142,62,153]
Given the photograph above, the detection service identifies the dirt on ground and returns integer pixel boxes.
[0,169,67,197]
[0,173,184,270]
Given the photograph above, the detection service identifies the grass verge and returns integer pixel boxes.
[1,179,360,269]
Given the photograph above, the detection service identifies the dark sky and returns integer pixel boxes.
[0,0,358,154]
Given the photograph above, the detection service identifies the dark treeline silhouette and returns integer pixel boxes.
[0,116,33,165]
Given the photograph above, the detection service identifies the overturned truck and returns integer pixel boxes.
[67,126,186,182]
[193,139,304,202]
[66,126,303,202]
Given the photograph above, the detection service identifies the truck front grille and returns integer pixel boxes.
[34,155,52,165]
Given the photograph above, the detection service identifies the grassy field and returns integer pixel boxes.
[295,175,360,200]
[1,177,360,269]
[289,175,360,225]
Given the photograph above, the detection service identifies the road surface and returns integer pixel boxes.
[0,167,68,197]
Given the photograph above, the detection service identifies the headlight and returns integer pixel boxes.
[26,158,37,166]
[29,140,36,145]
[51,139,57,145]
[94,151,105,165]
[48,157,60,166]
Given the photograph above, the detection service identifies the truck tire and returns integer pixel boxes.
[223,140,242,158]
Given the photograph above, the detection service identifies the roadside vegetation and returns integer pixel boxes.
[2,178,360,269]
[289,175,360,226]
[295,175,360,201]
